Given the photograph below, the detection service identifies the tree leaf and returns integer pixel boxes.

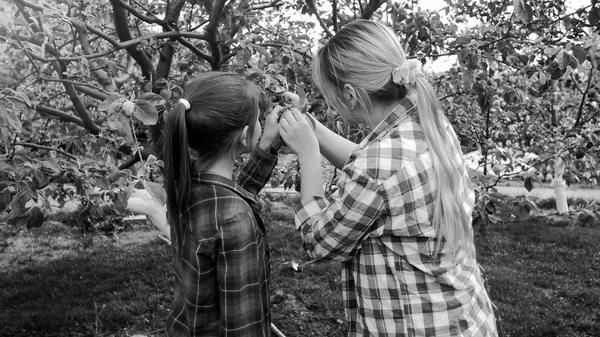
[25,207,45,229]
[99,94,121,111]
[133,100,159,125]
[589,7,600,25]
[107,112,127,130]
[138,93,166,106]
[3,108,22,133]
[142,180,167,206]
[95,176,110,190]
[571,45,587,65]
[524,177,533,192]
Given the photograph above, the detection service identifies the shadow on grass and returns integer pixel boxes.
[0,240,172,337]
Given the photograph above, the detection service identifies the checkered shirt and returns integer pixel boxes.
[295,100,497,336]
[167,147,277,337]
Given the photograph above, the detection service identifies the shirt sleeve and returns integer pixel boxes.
[238,146,278,197]
[293,164,386,261]
[216,212,269,336]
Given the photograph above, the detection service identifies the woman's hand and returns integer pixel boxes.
[258,105,282,151]
[279,108,319,161]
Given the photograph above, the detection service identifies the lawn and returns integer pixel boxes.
[1,193,599,337]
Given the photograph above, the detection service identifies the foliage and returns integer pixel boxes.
[1,0,600,230]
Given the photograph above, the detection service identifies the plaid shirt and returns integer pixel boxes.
[167,147,277,337]
[295,99,497,336]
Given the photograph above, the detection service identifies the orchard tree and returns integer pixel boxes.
[1,0,599,231]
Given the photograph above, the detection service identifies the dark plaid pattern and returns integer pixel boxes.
[295,99,497,336]
[167,147,277,337]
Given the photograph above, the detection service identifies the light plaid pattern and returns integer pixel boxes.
[295,99,497,336]
[167,147,277,337]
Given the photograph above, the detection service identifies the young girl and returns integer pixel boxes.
[279,20,498,336]
[163,72,281,336]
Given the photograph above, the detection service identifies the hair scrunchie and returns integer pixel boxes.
[392,59,424,86]
[179,98,191,111]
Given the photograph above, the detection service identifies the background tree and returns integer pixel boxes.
[1,0,599,230]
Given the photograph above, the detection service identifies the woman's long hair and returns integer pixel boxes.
[313,20,473,258]
[163,72,261,246]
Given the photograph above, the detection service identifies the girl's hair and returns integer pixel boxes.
[313,20,473,258]
[163,72,262,244]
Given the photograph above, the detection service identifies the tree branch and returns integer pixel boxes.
[306,0,333,38]
[16,142,78,160]
[156,0,187,81]
[38,77,109,95]
[72,19,118,93]
[360,0,386,20]
[74,85,109,100]
[109,0,155,81]
[206,0,227,69]
[11,31,208,62]
[259,43,313,60]
[35,105,86,128]
[249,0,283,10]
[332,0,339,33]
[573,66,594,129]
[13,0,102,134]
[112,0,168,26]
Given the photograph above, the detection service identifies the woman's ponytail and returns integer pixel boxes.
[413,76,473,258]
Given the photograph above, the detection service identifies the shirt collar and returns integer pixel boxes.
[193,171,256,202]
[358,98,417,150]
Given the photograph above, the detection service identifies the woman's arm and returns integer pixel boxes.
[310,115,358,170]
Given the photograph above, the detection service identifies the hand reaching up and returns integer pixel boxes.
[279,108,319,161]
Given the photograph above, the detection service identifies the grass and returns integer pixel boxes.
[1,194,599,336]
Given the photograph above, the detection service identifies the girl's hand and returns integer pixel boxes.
[279,108,319,160]
[259,105,282,150]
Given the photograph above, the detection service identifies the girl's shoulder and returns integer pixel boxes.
[188,181,254,220]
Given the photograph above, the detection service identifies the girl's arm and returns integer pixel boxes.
[238,107,281,196]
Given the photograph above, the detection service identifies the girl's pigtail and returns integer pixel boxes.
[413,77,473,259]
[164,101,191,246]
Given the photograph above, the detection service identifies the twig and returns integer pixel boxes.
[573,65,594,129]
[38,77,110,94]
[16,142,78,160]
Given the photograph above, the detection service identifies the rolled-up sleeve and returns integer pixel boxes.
[294,165,386,261]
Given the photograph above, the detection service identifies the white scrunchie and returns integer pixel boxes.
[179,98,191,111]
[392,59,424,86]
